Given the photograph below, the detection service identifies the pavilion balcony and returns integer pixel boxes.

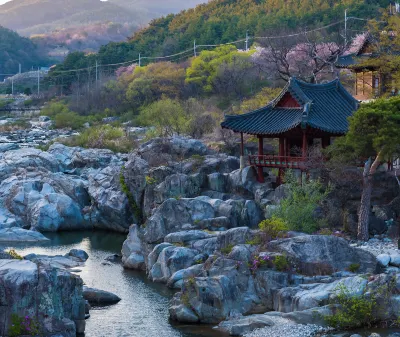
[248,155,307,169]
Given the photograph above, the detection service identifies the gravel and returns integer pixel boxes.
[353,238,398,257]
[244,320,326,337]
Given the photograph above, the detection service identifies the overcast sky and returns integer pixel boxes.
[0,0,11,5]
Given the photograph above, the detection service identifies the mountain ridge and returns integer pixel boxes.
[0,0,207,36]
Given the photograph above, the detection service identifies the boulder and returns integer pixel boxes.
[377,254,391,267]
[48,143,122,172]
[0,143,19,153]
[268,235,378,274]
[273,276,367,313]
[153,173,202,203]
[142,198,215,244]
[122,153,149,207]
[0,259,85,336]
[217,314,274,336]
[67,249,89,262]
[0,228,49,242]
[0,172,91,232]
[122,225,146,270]
[149,246,198,283]
[138,136,209,166]
[369,215,387,235]
[88,166,133,233]
[164,230,214,245]
[82,286,121,305]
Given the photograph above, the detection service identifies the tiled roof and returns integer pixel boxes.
[336,54,374,68]
[221,78,359,135]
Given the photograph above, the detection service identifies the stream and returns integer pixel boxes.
[1,231,224,337]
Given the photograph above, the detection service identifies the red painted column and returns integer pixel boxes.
[257,135,265,183]
[302,130,308,159]
[278,137,285,185]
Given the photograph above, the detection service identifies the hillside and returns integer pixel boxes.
[0,25,48,78]
[94,0,390,65]
[0,0,207,36]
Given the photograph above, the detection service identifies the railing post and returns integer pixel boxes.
[257,135,265,183]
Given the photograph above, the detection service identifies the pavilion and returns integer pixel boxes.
[221,77,359,184]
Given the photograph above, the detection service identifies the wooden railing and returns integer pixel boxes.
[248,155,306,169]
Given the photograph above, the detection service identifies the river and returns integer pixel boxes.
[1,231,224,337]
[3,231,400,337]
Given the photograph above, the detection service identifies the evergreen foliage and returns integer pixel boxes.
[0,26,48,76]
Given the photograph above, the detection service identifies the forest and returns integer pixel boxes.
[93,0,391,65]
[0,26,49,77]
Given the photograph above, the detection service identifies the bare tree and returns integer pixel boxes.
[252,30,345,83]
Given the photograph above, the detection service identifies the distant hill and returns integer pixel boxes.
[0,0,207,36]
[0,25,48,77]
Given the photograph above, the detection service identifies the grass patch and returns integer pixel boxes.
[61,125,134,153]
[221,244,234,255]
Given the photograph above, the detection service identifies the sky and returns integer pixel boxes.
[0,0,11,4]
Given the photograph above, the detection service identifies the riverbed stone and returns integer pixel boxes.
[67,249,89,262]
[82,286,121,305]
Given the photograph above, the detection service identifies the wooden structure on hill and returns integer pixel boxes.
[221,77,359,184]
[336,33,383,100]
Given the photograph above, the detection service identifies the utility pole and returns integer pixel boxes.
[11,78,14,96]
[139,53,141,67]
[37,67,40,96]
[194,40,197,57]
[344,9,348,48]
[245,30,249,52]
[95,60,98,87]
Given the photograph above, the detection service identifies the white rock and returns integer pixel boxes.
[377,253,391,267]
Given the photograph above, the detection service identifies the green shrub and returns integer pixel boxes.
[54,111,85,129]
[145,176,157,185]
[8,249,23,260]
[348,263,360,273]
[324,284,375,329]
[9,314,40,337]
[274,171,331,234]
[23,99,33,106]
[41,101,85,130]
[138,98,191,137]
[221,244,234,255]
[245,236,263,246]
[318,228,333,236]
[258,216,289,239]
[0,119,30,132]
[64,125,134,153]
[274,255,290,272]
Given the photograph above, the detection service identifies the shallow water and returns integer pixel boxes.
[1,231,224,337]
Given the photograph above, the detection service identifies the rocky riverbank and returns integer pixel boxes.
[0,135,399,336]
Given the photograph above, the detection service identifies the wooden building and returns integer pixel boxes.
[336,34,382,101]
[221,77,359,184]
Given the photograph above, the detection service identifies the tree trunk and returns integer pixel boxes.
[357,154,382,241]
